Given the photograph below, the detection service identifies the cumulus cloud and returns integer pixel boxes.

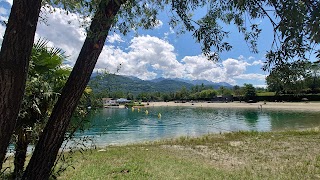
[0,6,88,65]
[96,35,266,85]
[251,60,264,66]
[181,55,230,83]
[248,56,255,61]
[107,33,124,43]
[0,4,266,85]
[35,8,88,65]
[180,56,266,85]
[96,35,183,80]
[235,55,265,67]
[222,58,249,76]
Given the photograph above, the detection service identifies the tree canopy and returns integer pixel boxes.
[44,0,320,64]
[266,61,320,95]
[243,83,257,102]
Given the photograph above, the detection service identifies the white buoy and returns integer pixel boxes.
[158,113,161,118]
[145,110,149,115]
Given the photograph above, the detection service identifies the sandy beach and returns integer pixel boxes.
[143,101,320,112]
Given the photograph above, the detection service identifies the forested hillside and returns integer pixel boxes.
[89,74,231,95]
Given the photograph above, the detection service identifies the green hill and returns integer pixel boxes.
[89,74,194,95]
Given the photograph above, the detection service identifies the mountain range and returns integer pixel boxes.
[89,73,232,95]
[150,77,232,88]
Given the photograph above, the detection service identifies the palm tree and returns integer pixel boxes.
[13,39,70,178]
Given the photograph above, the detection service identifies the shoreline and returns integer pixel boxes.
[142,101,320,112]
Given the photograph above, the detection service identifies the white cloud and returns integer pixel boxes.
[248,56,255,61]
[96,35,266,85]
[35,8,88,65]
[181,55,230,83]
[96,35,183,80]
[107,33,124,43]
[180,56,265,85]
[235,55,264,66]
[251,60,264,66]
[222,58,249,76]
[234,55,265,67]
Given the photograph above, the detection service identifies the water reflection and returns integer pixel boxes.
[244,111,259,125]
[78,107,320,146]
[269,111,320,130]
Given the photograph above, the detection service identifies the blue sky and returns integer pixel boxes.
[0,0,275,87]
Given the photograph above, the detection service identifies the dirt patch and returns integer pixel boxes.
[160,144,245,169]
[160,132,320,176]
[229,141,243,147]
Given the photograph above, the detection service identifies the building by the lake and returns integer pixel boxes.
[102,98,131,108]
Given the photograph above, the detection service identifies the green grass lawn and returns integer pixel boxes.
[56,129,320,180]
[257,92,276,96]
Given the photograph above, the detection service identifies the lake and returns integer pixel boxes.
[74,107,320,147]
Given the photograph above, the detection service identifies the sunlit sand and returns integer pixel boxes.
[144,101,320,112]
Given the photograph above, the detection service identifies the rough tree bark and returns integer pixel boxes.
[0,0,42,169]
[13,128,29,178]
[22,0,125,179]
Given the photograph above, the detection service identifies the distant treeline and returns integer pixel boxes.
[253,94,320,102]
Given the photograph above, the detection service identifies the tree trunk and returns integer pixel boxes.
[22,1,125,179]
[13,128,29,179]
[0,0,42,169]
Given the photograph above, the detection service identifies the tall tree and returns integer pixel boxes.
[22,0,125,179]
[233,85,242,97]
[243,83,257,102]
[266,61,309,95]
[0,0,42,168]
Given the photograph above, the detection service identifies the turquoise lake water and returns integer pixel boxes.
[75,107,320,147]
